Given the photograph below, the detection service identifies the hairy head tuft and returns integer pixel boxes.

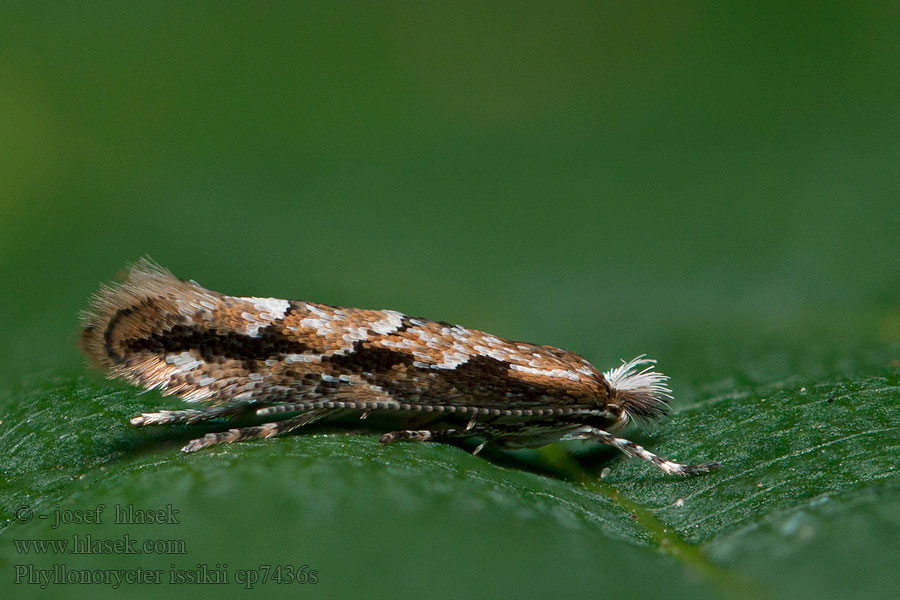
[603,355,672,422]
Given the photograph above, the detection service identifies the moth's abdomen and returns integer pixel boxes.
[80,260,248,402]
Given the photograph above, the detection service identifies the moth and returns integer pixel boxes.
[80,259,719,475]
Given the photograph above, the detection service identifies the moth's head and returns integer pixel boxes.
[602,356,672,427]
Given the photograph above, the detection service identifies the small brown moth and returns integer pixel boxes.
[80,259,719,475]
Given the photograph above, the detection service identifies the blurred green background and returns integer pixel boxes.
[2,3,899,599]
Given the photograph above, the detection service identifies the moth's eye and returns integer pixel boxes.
[598,378,614,400]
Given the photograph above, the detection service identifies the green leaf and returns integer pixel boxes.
[2,365,898,599]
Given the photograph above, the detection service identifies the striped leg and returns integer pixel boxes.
[562,426,720,476]
[379,429,490,455]
[379,429,460,444]
[130,402,256,426]
[180,408,335,453]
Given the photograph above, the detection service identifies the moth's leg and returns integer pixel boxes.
[255,403,312,416]
[379,429,459,443]
[379,428,491,455]
[562,426,720,476]
[130,402,257,426]
[180,407,336,453]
